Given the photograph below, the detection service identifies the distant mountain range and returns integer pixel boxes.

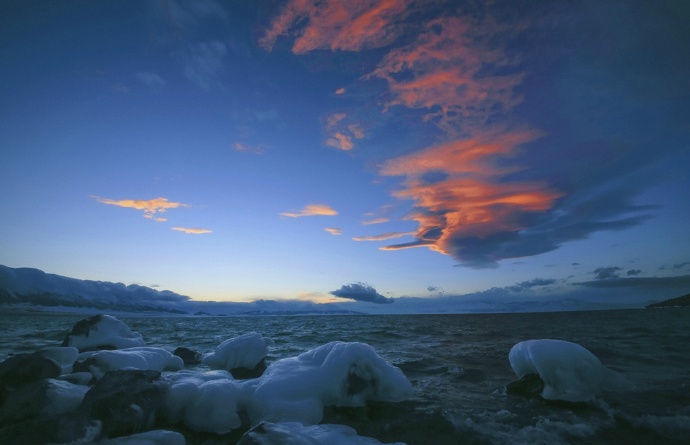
[645,293,690,308]
[0,265,361,316]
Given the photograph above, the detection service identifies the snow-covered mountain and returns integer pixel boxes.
[0,265,361,316]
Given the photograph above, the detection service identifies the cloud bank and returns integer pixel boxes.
[330,282,394,304]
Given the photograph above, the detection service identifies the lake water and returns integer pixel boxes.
[1,308,689,444]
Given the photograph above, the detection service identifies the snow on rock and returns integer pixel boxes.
[61,315,145,352]
[163,369,247,434]
[509,339,604,402]
[76,347,183,380]
[238,421,407,445]
[98,429,186,445]
[42,378,90,418]
[247,341,414,425]
[36,346,79,374]
[202,332,274,371]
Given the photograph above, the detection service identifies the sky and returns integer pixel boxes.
[1,0,689,310]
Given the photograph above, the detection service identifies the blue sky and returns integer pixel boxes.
[1,0,689,309]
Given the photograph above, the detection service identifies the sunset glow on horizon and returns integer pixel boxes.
[1,0,689,308]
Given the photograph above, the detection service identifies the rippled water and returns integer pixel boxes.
[1,308,689,444]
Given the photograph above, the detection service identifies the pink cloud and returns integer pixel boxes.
[260,0,411,53]
[281,204,338,217]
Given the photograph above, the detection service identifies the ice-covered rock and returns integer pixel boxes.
[173,346,201,365]
[163,369,247,434]
[75,347,184,379]
[98,429,186,445]
[35,347,79,374]
[508,339,604,402]
[238,421,406,445]
[202,332,273,377]
[0,378,88,425]
[61,315,145,351]
[247,341,413,425]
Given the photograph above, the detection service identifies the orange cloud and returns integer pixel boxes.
[281,204,338,217]
[172,227,212,234]
[370,16,523,134]
[260,0,411,54]
[325,227,342,235]
[93,196,189,219]
[380,131,561,261]
[335,87,346,95]
[324,113,365,151]
[352,232,413,241]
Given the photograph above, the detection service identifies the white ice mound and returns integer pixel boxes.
[42,378,90,417]
[62,315,145,351]
[202,332,274,370]
[37,346,79,374]
[509,339,603,402]
[248,341,414,425]
[78,346,184,379]
[164,369,247,434]
[241,421,407,445]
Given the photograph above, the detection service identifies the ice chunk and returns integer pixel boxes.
[98,429,185,445]
[164,369,248,434]
[202,332,273,371]
[239,421,407,445]
[36,346,79,374]
[61,315,145,351]
[248,341,413,425]
[42,378,90,417]
[509,339,603,402]
[77,347,183,379]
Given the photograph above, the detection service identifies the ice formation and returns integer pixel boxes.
[201,331,274,371]
[61,314,146,351]
[164,370,247,434]
[509,339,603,402]
[247,341,414,425]
[36,346,79,374]
[77,347,184,379]
[239,421,407,445]
[97,430,186,445]
[41,378,90,417]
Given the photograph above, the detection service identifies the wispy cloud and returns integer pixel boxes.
[182,40,228,91]
[135,72,166,90]
[260,0,411,53]
[92,196,189,220]
[232,142,266,154]
[281,204,338,218]
[172,227,212,234]
[325,227,342,235]
[362,217,389,225]
[353,232,412,242]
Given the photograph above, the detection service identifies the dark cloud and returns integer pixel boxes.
[506,278,557,292]
[330,283,394,304]
[575,274,690,290]
[592,267,622,280]
[673,262,690,270]
[626,269,641,276]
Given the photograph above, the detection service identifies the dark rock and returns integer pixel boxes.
[173,347,201,365]
[506,373,544,398]
[76,369,169,439]
[0,379,49,425]
[0,354,61,390]
[0,417,59,445]
[230,358,267,380]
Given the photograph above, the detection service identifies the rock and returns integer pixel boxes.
[506,372,544,398]
[0,380,49,425]
[0,354,62,390]
[0,418,60,445]
[231,358,267,380]
[173,346,201,365]
[77,369,170,439]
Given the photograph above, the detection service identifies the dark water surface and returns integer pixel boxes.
[1,308,689,444]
